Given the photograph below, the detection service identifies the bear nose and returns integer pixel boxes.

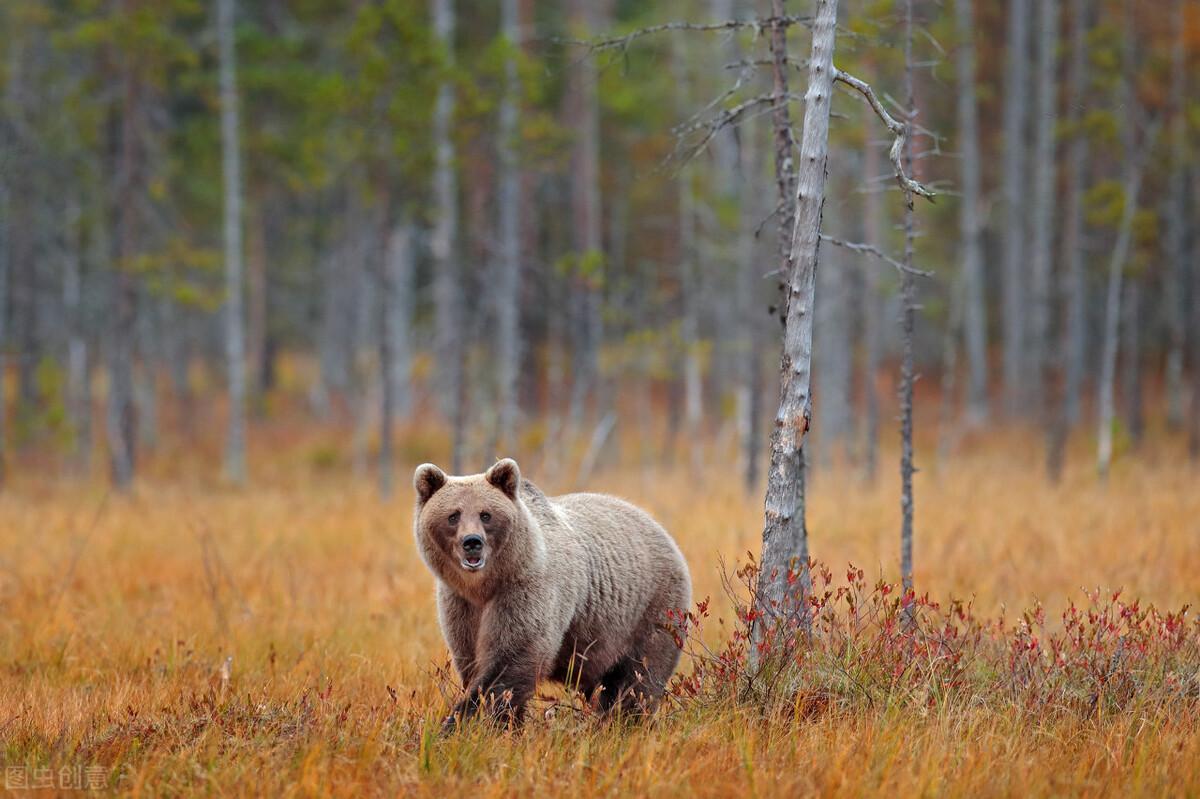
[462,534,484,553]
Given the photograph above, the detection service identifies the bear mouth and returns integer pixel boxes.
[460,554,486,571]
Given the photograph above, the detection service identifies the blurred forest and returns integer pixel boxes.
[0,0,1197,493]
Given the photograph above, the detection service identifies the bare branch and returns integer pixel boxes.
[556,15,811,54]
[820,234,934,277]
[833,67,936,201]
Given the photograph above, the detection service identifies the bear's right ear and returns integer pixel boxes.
[414,463,447,503]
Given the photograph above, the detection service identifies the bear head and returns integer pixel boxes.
[412,458,542,601]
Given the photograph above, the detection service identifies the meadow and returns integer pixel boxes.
[2,398,1199,797]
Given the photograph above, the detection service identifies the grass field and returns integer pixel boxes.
[2,415,1199,796]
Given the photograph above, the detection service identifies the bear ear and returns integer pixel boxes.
[414,463,447,503]
[485,458,521,500]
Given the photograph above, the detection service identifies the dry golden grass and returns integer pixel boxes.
[1,416,1199,796]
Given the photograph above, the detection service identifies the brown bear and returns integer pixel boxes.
[413,458,691,728]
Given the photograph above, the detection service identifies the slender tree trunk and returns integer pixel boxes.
[0,181,8,487]
[1097,150,1152,478]
[899,0,918,599]
[955,0,988,424]
[1097,0,1147,479]
[246,205,268,407]
[565,0,607,434]
[861,115,883,484]
[218,0,247,484]
[1001,0,1030,414]
[739,113,764,491]
[64,198,90,473]
[1121,279,1143,447]
[1190,166,1200,461]
[108,39,140,490]
[379,216,413,498]
[1165,0,1187,429]
[430,0,465,471]
[1047,0,1090,480]
[494,0,523,453]
[1029,0,1059,415]
[756,0,837,629]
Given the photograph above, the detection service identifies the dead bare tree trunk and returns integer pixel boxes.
[1097,149,1153,478]
[1047,0,1090,480]
[108,40,140,490]
[1121,279,1143,448]
[955,0,988,425]
[1097,0,1151,480]
[430,0,465,472]
[1164,0,1187,430]
[1029,0,1059,415]
[379,216,413,498]
[0,182,7,487]
[898,0,918,599]
[218,0,247,485]
[756,0,838,631]
[64,198,90,473]
[565,0,608,434]
[1001,0,1030,415]
[494,0,523,453]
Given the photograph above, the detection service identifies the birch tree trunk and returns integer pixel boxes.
[1097,154,1151,478]
[1097,0,1147,479]
[955,0,988,425]
[1164,0,1187,429]
[64,199,90,473]
[108,38,140,490]
[898,0,918,599]
[1047,0,1090,479]
[218,0,247,485]
[565,0,607,433]
[0,182,7,487]
[494,0,523,452]
[379,218,414,498]
[1028,0,1059,415]
[1121,279,1143,447]
[1001,0,1030,414]
[430,0,465,472]
[756,0,837,627]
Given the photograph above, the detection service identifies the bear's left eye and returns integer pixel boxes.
[480,511,492,523]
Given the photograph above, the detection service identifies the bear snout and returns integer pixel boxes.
[459,533,487,571]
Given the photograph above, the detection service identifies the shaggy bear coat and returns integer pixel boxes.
[413,458,691,727]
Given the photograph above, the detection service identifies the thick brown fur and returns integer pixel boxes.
[412,458,691,729]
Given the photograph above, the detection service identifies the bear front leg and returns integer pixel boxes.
[442,588,559,732]
[436,584,480,688]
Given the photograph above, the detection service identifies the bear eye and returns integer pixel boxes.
[448,511,460,525]
[480,511,492,523]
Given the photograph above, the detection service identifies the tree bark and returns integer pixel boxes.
[1121,279,1143,447]
[1164,0,1187,429]
[1047,0,1090,480]
[564,0,608,435]
[1097,150,1152,478]
[108,27,140,490]
[756,0,838,629]
[379,217,413,498]
[64,198,90,473]
[899,0,918,599]
[494,0,523,453]
[954,0,988,425]
[430,0,465,472]
[1028,0,1059,415]
[218,0,247,485]
[0,181,8,487]
[1001,0,1030,414]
